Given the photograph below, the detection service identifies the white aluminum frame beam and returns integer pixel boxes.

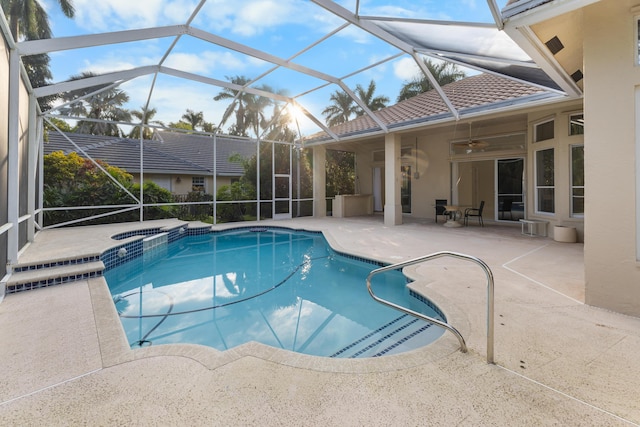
[33,65,159,98]
[310,0,460,119]
[16,25,187,56]
[7,48,20,266]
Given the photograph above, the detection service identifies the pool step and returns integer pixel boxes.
[330,315,438,358]
[4,259,105,294]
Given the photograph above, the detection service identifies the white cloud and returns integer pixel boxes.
[393,57,420,81]
[163,51,247,74]
[234,0,292,37]
[73,0,190,31]
[121,77,226,127]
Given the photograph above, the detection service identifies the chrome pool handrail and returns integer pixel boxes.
[366,251,495,364]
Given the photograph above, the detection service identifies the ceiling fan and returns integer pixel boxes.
[453,123,489,152]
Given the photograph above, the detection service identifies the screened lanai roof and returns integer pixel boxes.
[2,0,587,143]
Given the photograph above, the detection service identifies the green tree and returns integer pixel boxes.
[354,80,389,116]
[263,104,298,142]
[214,75,254,136]
[2,0,75,110]
[216,181,256,222]
[167,120,193,131]
[397,59,466,102]
[214,76,276,138]
[44,117,73,138]
[43,151,175,226]
[322,89,357,127]
[326,150,355,197]
[2,0,74,40]
[181,109,204,130]
[129,106,163,139]
[58,71,132,136]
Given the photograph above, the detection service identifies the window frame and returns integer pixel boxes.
[569,112,584,136]
[192,176,205,192]
[570,144,584,218]
[534,118,555,143]
[535,148,555,214]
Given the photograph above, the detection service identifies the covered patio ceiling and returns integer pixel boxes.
[2,0,588,143]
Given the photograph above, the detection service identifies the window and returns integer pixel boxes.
[534,119,554,142]
[192,176,205,192]
[569,113,584,135]
[637,18,640,64]
[535,148,555,213]
[571,145,584,217]
[372,150,384,162]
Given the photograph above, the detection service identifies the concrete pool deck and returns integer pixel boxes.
[0,216,639,425]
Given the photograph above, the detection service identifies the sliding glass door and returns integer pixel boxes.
[496,158,524,221]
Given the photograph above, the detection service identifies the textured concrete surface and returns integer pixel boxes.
[1,216,639,426]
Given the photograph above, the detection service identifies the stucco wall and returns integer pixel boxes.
[0,37,9,281]
[583,0,640,316]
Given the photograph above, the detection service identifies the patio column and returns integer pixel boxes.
[384,133,402,226]
[313,145,326,217]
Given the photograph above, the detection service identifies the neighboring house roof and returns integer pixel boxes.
[44,132,256,176]
[304,73,559,144]
[153,131,256,176]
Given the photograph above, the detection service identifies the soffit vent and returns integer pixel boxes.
[545,36,564,55]
[571,70,583,83]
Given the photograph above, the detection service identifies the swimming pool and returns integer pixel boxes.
[105,227,445,358]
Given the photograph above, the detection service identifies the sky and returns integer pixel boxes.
[37,0,512,137]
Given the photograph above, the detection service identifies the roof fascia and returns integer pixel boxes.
[502,0,599,24]
[33,65,159,98]
[16,25,187,56]
[304,91,567,146]
[502,25,582,97]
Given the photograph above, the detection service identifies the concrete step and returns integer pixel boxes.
[5,260,105,294]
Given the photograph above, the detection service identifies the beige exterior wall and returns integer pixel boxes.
[132,174,235,195]
[583,0,640,316]
[351,104,584,233]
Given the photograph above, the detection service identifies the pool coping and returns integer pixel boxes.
[88,221,472,374]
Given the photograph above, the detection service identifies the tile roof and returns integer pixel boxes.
[45,132,257,176]
[304,73,556,143]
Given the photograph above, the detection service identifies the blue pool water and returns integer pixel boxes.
[105,228,444,358]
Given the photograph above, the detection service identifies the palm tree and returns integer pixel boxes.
[213,75,254,136]
[2,0,74,40]
[129,106,163,140]
[214,76,277,138]
[181,109,204,130]
[322,89,357,127]
[59,71,132,136]
[245,87,274,139]
[397,59,466,102]
[354,80,389,116]
[263,104,297,142]
[2,0,75,109]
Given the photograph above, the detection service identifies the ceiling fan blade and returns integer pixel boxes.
[468,140,489,148]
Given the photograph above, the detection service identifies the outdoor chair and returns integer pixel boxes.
[435,199,448,223]
[499,199,512,220]
[464,201,485,226]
